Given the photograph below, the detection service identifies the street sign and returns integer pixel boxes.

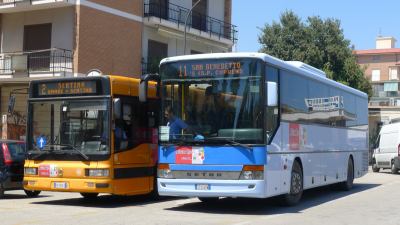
[36,136,47,149]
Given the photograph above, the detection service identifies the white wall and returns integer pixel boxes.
[1,7,74,53]
[143,26,227,61]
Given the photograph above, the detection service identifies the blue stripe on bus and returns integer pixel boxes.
[159,146,266,165]
[170,164,243,171]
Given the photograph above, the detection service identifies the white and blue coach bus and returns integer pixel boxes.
[140,53,369,205]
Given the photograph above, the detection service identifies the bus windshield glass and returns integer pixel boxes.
[160,58,263,144]
[28,99,110,156]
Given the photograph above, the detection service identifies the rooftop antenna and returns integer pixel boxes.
[378,28,382,37]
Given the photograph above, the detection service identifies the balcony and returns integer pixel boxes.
[0,0,74,13]
[0,48,73,78]
[143,1,237,45]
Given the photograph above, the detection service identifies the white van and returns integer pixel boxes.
[372,122,400,173]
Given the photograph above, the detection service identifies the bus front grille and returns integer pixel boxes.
[172,171,241,180]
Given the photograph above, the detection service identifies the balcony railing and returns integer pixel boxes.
[144,1,237,43]
[369,97,400,107]
[0,48,73,77]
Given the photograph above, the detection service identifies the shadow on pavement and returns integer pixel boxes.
[31,194,182,208]
[165,183,380,216]
[1,192,50,200]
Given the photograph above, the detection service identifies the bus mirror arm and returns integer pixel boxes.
[113,98,121,120]
[139,73,160,102]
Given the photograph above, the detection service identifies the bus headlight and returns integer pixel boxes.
[86,169,110,177]
[239,165,264,180]
[158,164,174,179]
[24,167,38,175]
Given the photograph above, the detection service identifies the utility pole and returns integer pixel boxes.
[183,0,202,55]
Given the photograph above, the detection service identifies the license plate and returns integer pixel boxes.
[195,184,210,190]
[53,182,68,189]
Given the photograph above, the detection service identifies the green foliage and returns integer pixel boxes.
[258,10,372,97]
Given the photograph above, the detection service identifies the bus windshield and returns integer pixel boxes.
[28,99,110,157]
[160,58,263,144]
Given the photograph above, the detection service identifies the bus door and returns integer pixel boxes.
[112,97,158,194]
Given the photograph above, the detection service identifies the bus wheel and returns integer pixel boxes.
[80,193,99,200]
[148,174,159,200]
[281,160,303,206]
[198,197,219,203]
[339,158,354,191]
[391,161,398,174]
[24,190,41,198]
[372,159,380,173]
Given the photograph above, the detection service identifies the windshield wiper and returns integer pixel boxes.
[56,144,89,160]
[206,137,252,150]
[34,144,89,160]
[29,148,54,160]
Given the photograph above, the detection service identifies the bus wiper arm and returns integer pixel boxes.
[206,137,252,150]
[45,144,89,160]
[30,149,52,160]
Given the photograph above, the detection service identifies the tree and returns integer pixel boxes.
[258,10,372,97]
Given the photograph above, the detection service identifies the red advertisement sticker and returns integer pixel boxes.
[38,165,50,177]
[175,146,192,164]
[289,123,300,150]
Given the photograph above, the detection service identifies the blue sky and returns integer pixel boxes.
[232,0,400,52]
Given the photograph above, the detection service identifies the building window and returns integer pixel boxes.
[192,0,207,31]
[371,69,381,81]
[372,55,381,62]
[389,67,398,80]
[146,40,168,74]
[23,23,52,71]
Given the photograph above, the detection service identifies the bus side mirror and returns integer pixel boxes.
[267,81,278,107]
[139,73,160,102]
[113,98,121,119]
[139,80,148,103]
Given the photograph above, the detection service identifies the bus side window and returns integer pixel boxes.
[115,97,158,152]
[265,66,279,144]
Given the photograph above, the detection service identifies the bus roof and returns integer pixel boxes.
[159,52,367,99]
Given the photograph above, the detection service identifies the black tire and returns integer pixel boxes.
[24,190,41,198]
[372,159,380,173]
[198,197,219,203]
[148,173,159,200]
[0,183,4,198]
[281,160,303,206]
[80,192,99,200]
[338,157,354,191]
[391,161,398,174]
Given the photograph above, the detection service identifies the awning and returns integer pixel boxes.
[384,82,398,92]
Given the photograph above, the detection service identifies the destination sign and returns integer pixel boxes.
[38,81,97,96]
[178,61,243,77]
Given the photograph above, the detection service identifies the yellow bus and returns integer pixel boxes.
[23,75,159,199]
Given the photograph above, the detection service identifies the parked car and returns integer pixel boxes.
[0,140,40,197]
[372,123,400,174]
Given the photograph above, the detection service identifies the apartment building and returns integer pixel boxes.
[0,0,236,140]
[354,36,400,137]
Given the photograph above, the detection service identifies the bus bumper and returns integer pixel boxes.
[157,178,266,198]
[23,176,113,194]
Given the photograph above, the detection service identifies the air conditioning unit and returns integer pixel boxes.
[11,55,28,71]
